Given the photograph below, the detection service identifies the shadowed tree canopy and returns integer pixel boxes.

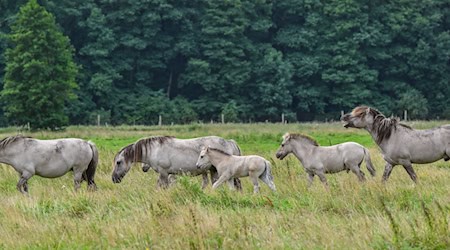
[0,0,448,126]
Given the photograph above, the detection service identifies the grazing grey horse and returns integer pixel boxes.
[195,146,276,193]
[275,133,375,187]
[0,135,98,194]
[342,106,450,182]
[112,136,242,189]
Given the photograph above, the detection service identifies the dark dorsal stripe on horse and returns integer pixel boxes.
[352,106,412,144]
[209,147,232,156]
[0,135,31,150]
[120,136,175,163]
[287,133,319,146]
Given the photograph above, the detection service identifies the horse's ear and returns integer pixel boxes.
[366,107,371,114]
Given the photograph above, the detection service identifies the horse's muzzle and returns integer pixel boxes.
[343,121,354,128]
[275,152,285,160]
[112,174,122,183]
[142,164,150,172]
[341,114,352,128]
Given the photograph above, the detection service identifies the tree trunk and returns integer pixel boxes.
[167,71,173,98]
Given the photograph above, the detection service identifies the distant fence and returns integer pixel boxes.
[93,110,415,126]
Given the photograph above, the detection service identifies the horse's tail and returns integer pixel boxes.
[262,160,276,191]
[229,139,242,156]
[363,147,376,177]
[84,141,98,190]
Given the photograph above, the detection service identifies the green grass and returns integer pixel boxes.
[0,122,449,249]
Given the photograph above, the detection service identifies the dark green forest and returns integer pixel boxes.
[1,0,449,126]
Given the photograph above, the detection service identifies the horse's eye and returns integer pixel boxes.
[281,144,285,147]
[116,161,121,165]
[200,156,204,159]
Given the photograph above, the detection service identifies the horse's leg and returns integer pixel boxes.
[168,174,177,186]
[227,179,236,191]
[23,182,29,193]
[157,173,170,189]
[83,171,97,191]
[250,174,260,194]
[210,167,219,184]
[201,173,209,189]
[17,172,32,194]
[349,165,366,182]
[382,162,394,182]
[73,171,83,191]
[212,173,231,189]
[307,172,315,188]
[316,171,329,190]
[85,169,97,191]
[156,175,163,188]
[402,164,418,183]
[233,178,243,191]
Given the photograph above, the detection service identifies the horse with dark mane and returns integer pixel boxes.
[0,135,98,194]
[275,133,375,188]
[112,136,242,189]
[342,106,450,182]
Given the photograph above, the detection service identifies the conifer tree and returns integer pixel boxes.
[2,0,78,129]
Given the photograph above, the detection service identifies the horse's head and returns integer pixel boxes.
[196,146,212,169]
[341,106,376,129]
[112,145,134,183]
[276,133,294,160]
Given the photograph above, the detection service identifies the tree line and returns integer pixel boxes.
[1,0,449,128]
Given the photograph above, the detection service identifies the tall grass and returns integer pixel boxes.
[0,122,449,249]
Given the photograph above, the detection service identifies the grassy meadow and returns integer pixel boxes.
[0,122,449,249]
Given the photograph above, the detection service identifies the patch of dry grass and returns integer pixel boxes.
[0,122,449,249]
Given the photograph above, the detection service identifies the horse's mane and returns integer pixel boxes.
[351,106,412,144]
[285,133,319,146]
[208,147,231,156]
[118,136,175,163]
[0,135,31,150]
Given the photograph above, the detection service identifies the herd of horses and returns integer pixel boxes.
[0,106,449,194]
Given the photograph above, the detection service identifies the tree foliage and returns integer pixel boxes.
[0,0,448,126]
[1,0,78,129]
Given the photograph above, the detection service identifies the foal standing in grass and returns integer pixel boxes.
[196,147,276,193]
[276,133,375,188]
